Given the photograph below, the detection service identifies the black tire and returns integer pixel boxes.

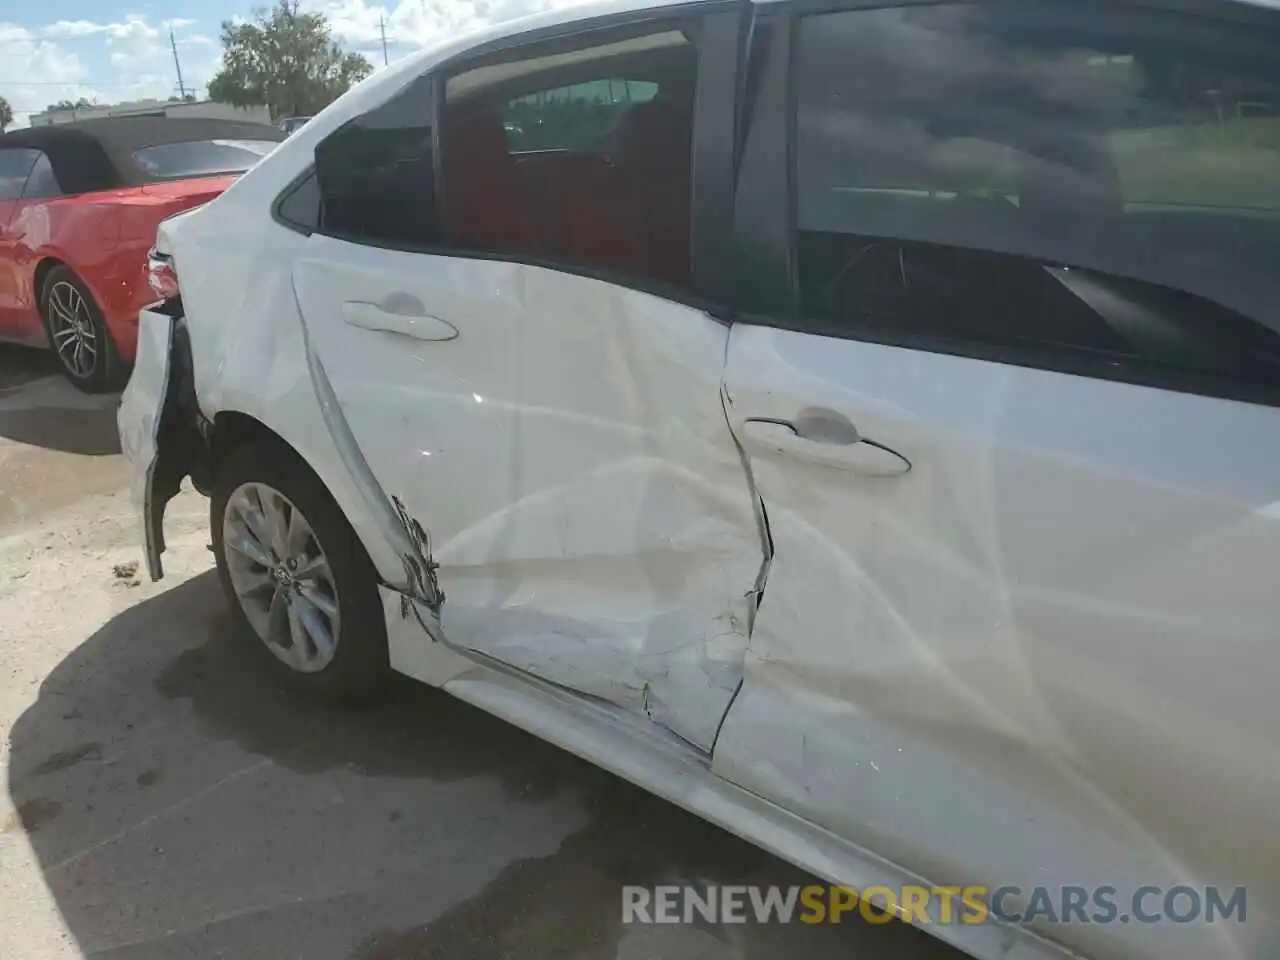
[39,265,127,393]
[211,442,390,703]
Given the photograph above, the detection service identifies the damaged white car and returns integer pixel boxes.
[118,1,1280,959]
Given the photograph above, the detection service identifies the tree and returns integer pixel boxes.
[0,96,11,132]
[46,97,94,112]
[208,0,373,121]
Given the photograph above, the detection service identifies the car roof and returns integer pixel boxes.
[0,116,286,194]
[370,0,1280,80]
[301,0,709,141]
[182,0,1280,164]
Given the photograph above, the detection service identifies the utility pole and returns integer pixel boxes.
[170,27,190,100]
[379,15,389,66]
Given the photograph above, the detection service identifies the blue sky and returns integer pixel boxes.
[1,0,576,127]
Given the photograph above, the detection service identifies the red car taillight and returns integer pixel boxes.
[147,248,179,299]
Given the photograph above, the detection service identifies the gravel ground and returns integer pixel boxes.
[0,344,963,960]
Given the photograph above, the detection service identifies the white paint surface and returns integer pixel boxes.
[291,240,763,751]
[118,6,1280,959]
[719,324,1280,960]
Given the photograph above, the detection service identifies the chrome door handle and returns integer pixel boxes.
[741,418,911,476]
[341,298,458,342]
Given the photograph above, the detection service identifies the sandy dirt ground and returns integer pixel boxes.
[0,344,964,960]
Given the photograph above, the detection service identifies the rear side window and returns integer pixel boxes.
[314,75,439,248]
[0,148,39,200]
[442,26,699,292]
[133,139,278,180]
[21,153,61,200]
[794,1,1280,396]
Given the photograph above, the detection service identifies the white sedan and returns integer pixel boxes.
[118,1,1280,959]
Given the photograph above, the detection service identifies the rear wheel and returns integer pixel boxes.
[39,266,126,392]
[211,443,390,703]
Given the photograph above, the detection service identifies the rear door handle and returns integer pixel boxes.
[741,418,910,476]
[341,297,458,342]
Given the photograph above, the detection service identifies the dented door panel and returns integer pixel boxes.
[716,324,1280,960]
[292,236,766,751]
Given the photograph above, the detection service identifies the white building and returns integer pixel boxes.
[28,99,272,128]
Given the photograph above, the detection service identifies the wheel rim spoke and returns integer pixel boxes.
[264,490,292,559]
[225,512,273,567]
[52,285,72,319]
[268,585,290,638]
[293,593,336,661]
[286,503,314,557]
[297,581,338,620]
[286,601,314,667]
[236,489,274,554]
[292,552,329,580]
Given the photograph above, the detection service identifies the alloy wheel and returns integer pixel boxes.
[46,280,99,380]
[222,481,341,673]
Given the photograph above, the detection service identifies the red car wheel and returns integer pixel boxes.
[39,265,127,393]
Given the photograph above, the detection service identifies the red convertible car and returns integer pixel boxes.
[0,117,284,390]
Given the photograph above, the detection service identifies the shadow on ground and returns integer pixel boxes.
[0,345,120,456]
[7,571,960,960]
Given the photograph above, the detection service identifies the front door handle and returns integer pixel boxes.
[341,298,458,342]
[741,417,911,476]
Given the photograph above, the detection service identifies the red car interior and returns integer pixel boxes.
[442,81,694,289]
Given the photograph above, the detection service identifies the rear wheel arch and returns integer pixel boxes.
[207,411,382,582]
[208,412,326,503]
[210,411,300,474]
[33,257,67,305]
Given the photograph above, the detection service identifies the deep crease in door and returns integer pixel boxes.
[291,278,443,612]
[290,248,771,751]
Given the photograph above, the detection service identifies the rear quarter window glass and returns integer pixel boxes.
[315,74,439,248]
[276,168,320,232]
[21,153,61,200]
[132,139,278,180]
[0,148,39,200]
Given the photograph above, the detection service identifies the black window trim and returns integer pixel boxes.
[282,0,746,319]
[772,0,1280,29]
[434,0,739,75]
[726,0,1280,409]
[724,10,794,318]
